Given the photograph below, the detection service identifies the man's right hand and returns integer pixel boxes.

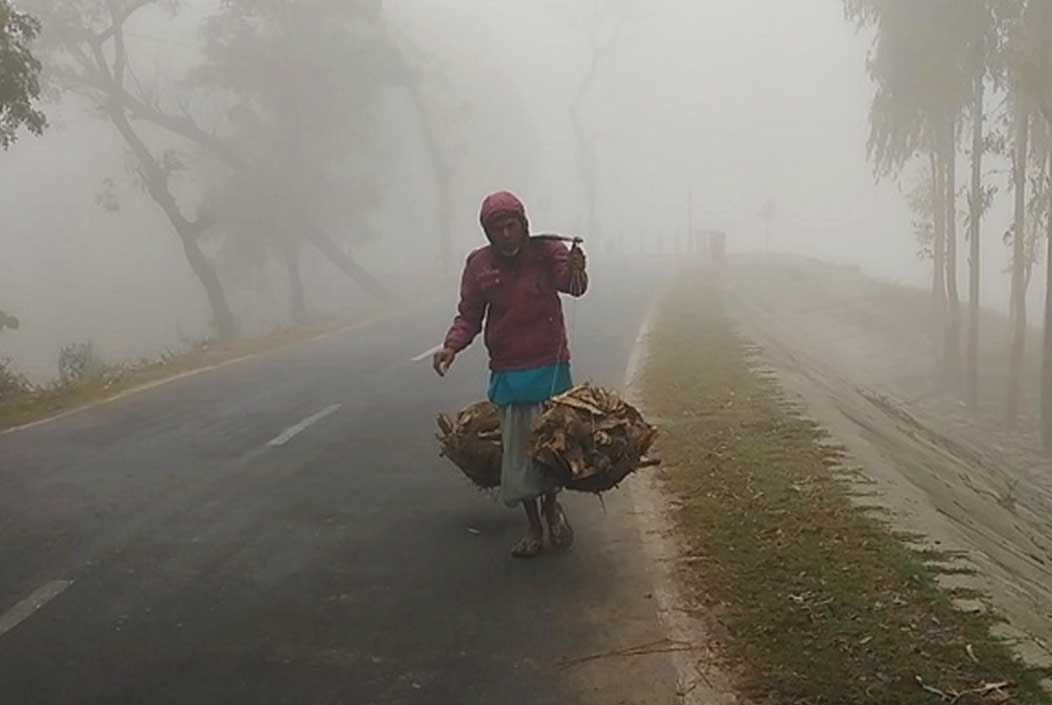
[433,348,456,377]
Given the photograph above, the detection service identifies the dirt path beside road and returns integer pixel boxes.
[724,255,1052,669]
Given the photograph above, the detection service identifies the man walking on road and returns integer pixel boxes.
[434,191,589,558]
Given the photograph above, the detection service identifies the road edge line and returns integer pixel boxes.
[1,311,404,437]
[622,291,739,705]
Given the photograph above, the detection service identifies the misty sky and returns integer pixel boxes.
[0,0,1033,379]
[390,1,917,272]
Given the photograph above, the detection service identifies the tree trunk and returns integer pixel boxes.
[108,106,237,340]
[1007,105,1031,428]
[178,232,237,340]
[303,226,393,303]
[943,118,963,391]
[932,149,947,314]
[282,243,307,324]
[931,146,948,385]
[966,71,985,412]
[1042,153,1052,451]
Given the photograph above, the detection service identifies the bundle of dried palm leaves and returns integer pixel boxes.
[436,401,503,489]
[531,384,659,492]
[436,384,659,494]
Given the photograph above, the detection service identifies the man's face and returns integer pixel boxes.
[489,215,527,258]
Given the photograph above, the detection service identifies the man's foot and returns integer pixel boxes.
[511,534,543,558]
[544,500,574,549]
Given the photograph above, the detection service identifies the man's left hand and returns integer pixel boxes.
[569,245,586,273]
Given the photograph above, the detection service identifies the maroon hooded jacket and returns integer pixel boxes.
[443,192,588,372]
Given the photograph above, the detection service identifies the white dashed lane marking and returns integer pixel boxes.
[266,405,343,447]
[411,344,443,363]
[0,581,74,640]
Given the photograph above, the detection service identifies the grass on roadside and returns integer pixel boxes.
[0,315,376,432]
[641,271,1050,704]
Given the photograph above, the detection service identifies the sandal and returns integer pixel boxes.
[511,535,543,559]
[545,502,575,549]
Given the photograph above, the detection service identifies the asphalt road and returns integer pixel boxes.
[0,258,670,705]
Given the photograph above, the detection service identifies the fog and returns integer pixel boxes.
[0,0,1037,381]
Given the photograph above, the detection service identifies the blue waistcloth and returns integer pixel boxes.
[488,363,573,406]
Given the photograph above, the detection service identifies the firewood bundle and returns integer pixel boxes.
[436,384,659,494]
[531,384,659,492]
[436,401,503,489]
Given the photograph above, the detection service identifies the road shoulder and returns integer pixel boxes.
[633,269,1049,704]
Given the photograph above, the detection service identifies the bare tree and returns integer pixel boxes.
[1003,0,1043,428]
[28,0,395,334]
[25,0,238,338]
[844,0,977,390]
